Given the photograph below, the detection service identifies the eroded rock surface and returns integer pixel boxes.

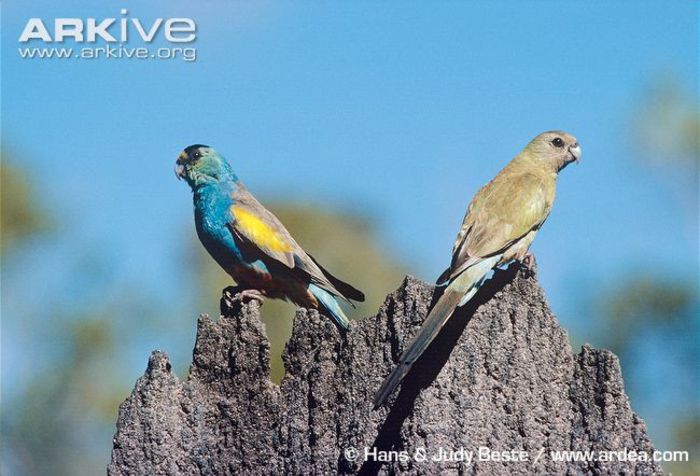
[109,267,661,475]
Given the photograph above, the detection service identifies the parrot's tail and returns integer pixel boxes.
[309,283,350,331]
[373,255,500,408]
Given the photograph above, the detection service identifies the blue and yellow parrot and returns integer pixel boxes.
[175,144,364,330]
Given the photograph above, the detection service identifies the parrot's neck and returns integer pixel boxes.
[555,157,575,173]
[186,158,239,189]
[511,152,559,177]
[218,161,239,182]
[193,180,236,210]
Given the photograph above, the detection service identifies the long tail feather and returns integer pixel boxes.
[373,255,500,408]
[307,254,365,302]
[309,283,350,330]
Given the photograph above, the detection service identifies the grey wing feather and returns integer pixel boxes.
[229,185,297,268]
[230,184,359,301]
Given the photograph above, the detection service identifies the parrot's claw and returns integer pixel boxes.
[238,289,266,303]
[226,287,265,303]
[222,286,266,313]
[520,252,537,277]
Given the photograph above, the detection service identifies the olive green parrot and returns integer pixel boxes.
[373,131,581,408]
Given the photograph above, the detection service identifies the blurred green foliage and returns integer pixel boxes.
[634,75,699,162]
[1,153,170,475]
[594,76,699,476]
[671,418,700,476]
[598,277,699,476]
[3,293,163,475]
[8,313,121,475]
[601,277,696,355]
[188,203,408,382]
[1,160,50,256]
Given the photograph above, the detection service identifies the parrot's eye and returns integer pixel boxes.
[551,137,565,148]
[183,144,210,162]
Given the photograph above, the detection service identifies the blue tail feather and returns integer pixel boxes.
[308,284,350,330]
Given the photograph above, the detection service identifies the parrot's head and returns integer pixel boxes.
[175,144,237,188]
[525,131,581,172]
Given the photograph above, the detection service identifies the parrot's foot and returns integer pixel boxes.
[520,252,537,277]
[222,287,265,314]
[238,289,266,303]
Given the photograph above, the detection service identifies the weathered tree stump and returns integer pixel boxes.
[109,266,661,475]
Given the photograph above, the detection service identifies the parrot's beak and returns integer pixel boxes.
[175,162,186,180]
[569,143,582,164]
[175,151,188,180]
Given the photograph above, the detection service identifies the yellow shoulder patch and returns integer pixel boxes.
[231,205,292,253]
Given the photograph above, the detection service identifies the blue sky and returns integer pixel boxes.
[4,0,697,307]
[2,0,698,452]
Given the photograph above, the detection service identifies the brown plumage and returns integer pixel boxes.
[374,131,581,408]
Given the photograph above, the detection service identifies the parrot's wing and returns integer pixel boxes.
[228,185,299,269]
[306,253,365,302]
[229,185,364,302]
[447,172,552,281]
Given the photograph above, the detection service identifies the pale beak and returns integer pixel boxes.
[569,142,582,163]
[175,163,186,180]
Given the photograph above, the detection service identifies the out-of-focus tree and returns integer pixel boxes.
[1,154,167,475]
[634,74,699,162]
[187,203,408,382]
[633,75,699,224]
[597,273,698,408]
[601,277,695,355]
[8,313,118,475]
[593,73,699,475]
[0,160,50,256]
[669,417,700,476]
[4,286,164,475]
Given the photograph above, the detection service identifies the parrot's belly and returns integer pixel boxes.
[227,262,315,305]
[500,230,537,264]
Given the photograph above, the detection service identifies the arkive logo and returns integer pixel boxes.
[17,9,197,62]
[19,9,196,43]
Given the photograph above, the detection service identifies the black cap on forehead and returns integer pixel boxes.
[184,144,210,155]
